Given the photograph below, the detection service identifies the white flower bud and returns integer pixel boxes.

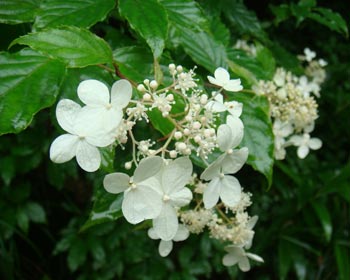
[194,135,201,143]
[174,131,182,140]
[200,94,208,105]
[192,121,201,130]
[143,79,150,86]
[143,93,151,101]
[177,142,187,151]
[184,128,190,136]
[169,150,177,158]
[169,63,176,71]
[164,104,172,112]
[184,148,191,155]
[166,94,174,102]
[162,111,169,117]
[185,115,192,122]
[176,65,183,73]
[150,80,158,89]
[125,161,132,170]
[137,84,146,92]
[204,129,211,138]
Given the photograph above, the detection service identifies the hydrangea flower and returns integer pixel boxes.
[103,156,164,224]
[206,92,243,117]
[207,67,243,92]
[148,224,189,257]
[151,157,193,241]
[50,99,115,172]
[290,133,322,159]
[273,119,293,160]
[77,79,132,133]
[304,48,316,62]
[222,246,264,271]
[200,115,248,208]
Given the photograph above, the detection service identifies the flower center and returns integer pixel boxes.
[163,194,170,202]
[106,103,112,110]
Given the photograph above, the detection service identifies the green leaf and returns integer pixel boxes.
[33,0,116,31]
[11,26,113,68]
[147,109,175,136]
[335,242,350,280]
[308,7,349,38]
[81,189,123,232]
[0,0,40,24]
[232,92,274,186]
[119,0,168,59]
[269,4,291,25]
[67,238,87,272]
[255,43,276,80]
[160,0,209,33]
[113,46,154,83]
[311,200,332,242]
[16,207,29,233]
[222,1,268,43]
[180,29,228,72]
[25,202,46,223]
[0,49,66,135]
[100,146,116,173]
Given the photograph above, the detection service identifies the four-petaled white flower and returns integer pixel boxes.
[290,133,322,159]
[151,157,193,241]
[304,48,316,62]
[207,67,243,92]
[148,224,189,257]
[200,115,248,208]
[103,156,164,224]
[77,79,132,133]
[206,93,243,117]
[222,246,264,271]
[50,99,115,172]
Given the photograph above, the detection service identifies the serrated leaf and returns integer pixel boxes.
[0,49,66,135]
[11,26,113,68]
[119,0,168,59]
[308,7,349,38]
[0,0,40,24]
[232,93,274,186]
[81,190,123,232]
[223,1,268,43]
[25,202,46,223]
[33,0,116,31]
[160,0,209,32]
[181,29,228,72]
[255,43,276,80]
[113,46,154,83]
[147,108,175,136]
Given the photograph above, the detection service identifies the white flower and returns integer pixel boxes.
[148,224,189,257]
[290,133,322,159]
[77,79,132,133]
[200,115,248,208]
[50,99,115,172]
[207,67,243,92]
[206,93,243,117]
[103,156,164,224]
[151,157,193,241]
[304,48,316,62]
[222,246,263,271]
[318,59,328,67]
[273,119,293,160]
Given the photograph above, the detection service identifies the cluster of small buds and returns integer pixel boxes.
[113,119,134,144]
[253,48,325,160]
[234,39,257,56]
[180,209,217,234]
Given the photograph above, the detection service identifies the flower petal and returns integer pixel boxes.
[77,79,109,106]
[238,256,251,272]
[173,224,190,242]
[226,101,243,117]
[122,186,162,224]
[203,177,221,209]
[217,124,233,152]
[56,99,81,134]
[162,157,192,194]
[220,175,241,207]
[221,147,249,174]
[159,240,173,257]
[297,145,309,159]
[214,67,230,85]
[200,154,225,181]
[111,79,132,108]
[224,78,243,92]
[309,138,322,150]
[148,227,159,240]
[169,187,192,207]
[134,156,164,183]
[50,134,79,163]
[226,115,244,148]
[206,100,226,112]
[75,140,101,172]
[246,253,264,263]
[153,203,178,241]
[103,173,130,194]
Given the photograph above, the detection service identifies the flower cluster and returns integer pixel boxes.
[254,48,325,160]
[50,65,262,271]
